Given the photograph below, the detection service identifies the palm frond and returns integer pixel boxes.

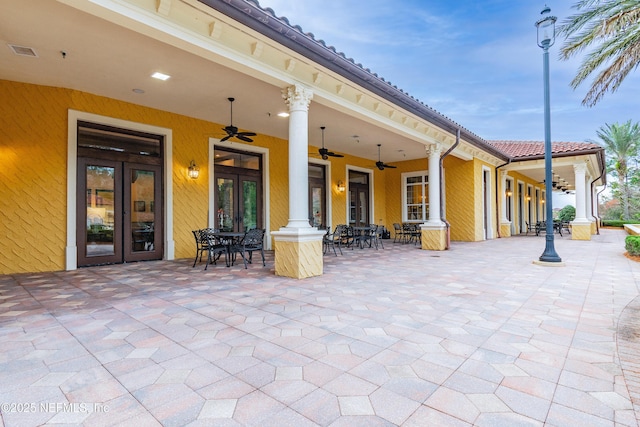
[558,0,640,106]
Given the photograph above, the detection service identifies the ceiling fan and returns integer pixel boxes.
[376,144,396,170]
[220,97,256,142]
[318,126,344,160]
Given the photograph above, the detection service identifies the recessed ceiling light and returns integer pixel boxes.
[132,88,145,94]
[151,72,170,81]
[277,112,290,118]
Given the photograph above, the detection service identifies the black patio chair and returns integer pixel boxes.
[192,228,227,270]
[323,225,343,256]
[338,225,355,249]
[229,228,266,268]
[403,223,418,244]
[372,225,385,250]
[392,223,406,243]
[525,221,537,235]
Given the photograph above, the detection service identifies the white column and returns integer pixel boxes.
[500,170,509,222]
[282,84,313,229]
[573,162,589,222]
[426,143,443,225]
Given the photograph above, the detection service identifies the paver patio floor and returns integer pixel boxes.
[1,229,640,426]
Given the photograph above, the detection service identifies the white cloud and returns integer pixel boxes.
[256,0,640,142]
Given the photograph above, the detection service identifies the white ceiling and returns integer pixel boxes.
[0,0,434,164]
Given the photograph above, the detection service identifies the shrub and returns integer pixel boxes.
[626,236,640,256]
[557,205,576,222]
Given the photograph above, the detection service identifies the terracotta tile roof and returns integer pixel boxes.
[487,140,603,159]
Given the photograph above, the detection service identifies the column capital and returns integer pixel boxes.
[282,84,313,112]
[500,169,509,178]
[573,162,588,174]
[426,143,442,157]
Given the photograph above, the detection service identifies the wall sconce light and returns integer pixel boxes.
[525,195,531,201]
[337,180,345,192]
[541,199,545,204]
[188,160,200,179]
[505,190,513,197]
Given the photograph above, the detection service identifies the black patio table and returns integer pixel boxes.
[535,221,563,237]
[212,231,246,267]
[352,226,376,249]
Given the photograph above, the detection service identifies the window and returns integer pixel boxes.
[403,172,428,222]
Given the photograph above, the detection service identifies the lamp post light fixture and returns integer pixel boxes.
[536,5,561,263]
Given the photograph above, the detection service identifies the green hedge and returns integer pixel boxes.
[626,236,640,256]
[602,220,640,228]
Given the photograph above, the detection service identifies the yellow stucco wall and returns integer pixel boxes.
[0,80,291,274]
[1,82,70,272]
[444,156,476,241]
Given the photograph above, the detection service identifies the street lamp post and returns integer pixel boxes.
[536,6,561,263]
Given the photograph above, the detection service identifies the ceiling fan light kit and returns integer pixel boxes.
[221,97,257,142]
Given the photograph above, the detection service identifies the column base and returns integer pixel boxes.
[499,221,512,238]
[590,220,597,235]
[420,223,447,251]
[272,228,325,279]
[571,220,592,241]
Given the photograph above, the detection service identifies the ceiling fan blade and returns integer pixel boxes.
[383,164,397,169]
[327,152,344,158]
[220,135,231,142]
[239,132,256,137]
[223,125,237,135]
[236,134,254,142]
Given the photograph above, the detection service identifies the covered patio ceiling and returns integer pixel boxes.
[2,0,602,192]
[1,0,454,164]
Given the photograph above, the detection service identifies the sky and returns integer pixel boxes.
[255,0,640,143]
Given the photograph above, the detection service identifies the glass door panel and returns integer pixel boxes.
[242,179,258,231]
[309,164,326,228]
[216,177,235,231]
[310,186,324,228]
[358,190,368,224]
[216,173,262,232]
[349,184,369,227]
[124,164,162,261]
[77,158,122,266]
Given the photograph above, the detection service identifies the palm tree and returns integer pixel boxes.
[558,1,640,107]
[593,121,640,220]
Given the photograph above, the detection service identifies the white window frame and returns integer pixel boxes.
[402,170,429,223]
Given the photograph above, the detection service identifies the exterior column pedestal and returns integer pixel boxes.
[272,229,325,279]
[500,221,512,237]
[421,222,447,251]
[570,220,592,241]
